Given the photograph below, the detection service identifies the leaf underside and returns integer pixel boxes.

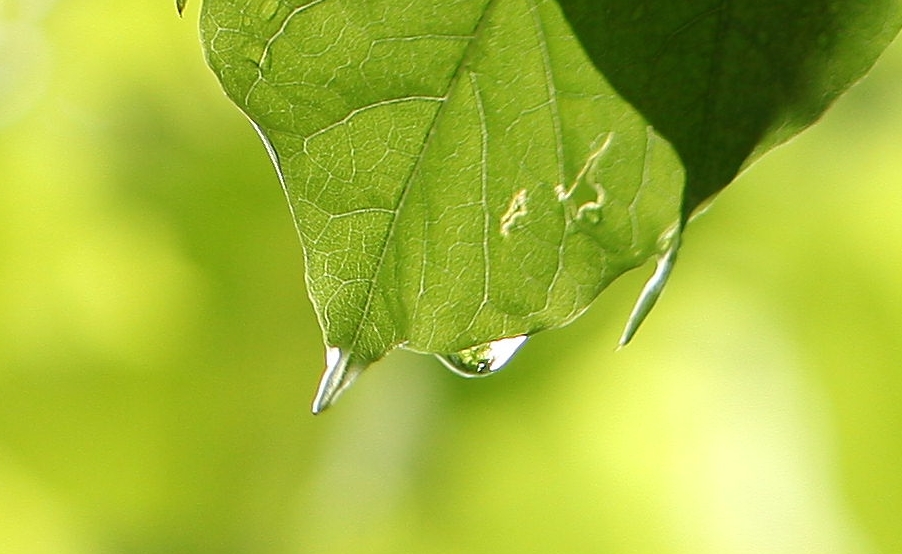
[198,0,900,409]
[201,0,682,370]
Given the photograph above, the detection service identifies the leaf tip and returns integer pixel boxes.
[311,346,368,414]
[618,231,681,346]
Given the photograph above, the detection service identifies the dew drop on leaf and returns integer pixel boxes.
[435,335,528,378]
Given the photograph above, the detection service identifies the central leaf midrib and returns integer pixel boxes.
[527,0,567,307]
[346,0,502,354]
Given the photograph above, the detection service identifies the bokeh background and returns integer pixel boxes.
[1,2,901,553]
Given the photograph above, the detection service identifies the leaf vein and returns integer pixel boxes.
[349,0,499,353]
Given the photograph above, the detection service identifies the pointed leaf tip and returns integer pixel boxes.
[619,231,681,347]
[176,0,187,16]
[311,347,369,414]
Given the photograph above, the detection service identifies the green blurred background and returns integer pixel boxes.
[1,2,901,553]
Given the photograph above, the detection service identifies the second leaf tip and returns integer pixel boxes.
[618,232,681,347]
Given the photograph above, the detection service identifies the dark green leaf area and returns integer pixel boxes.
[557,0,902,217]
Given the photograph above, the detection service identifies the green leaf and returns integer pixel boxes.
[557,0,902,218]
[200,0,683,410]
[177,0,187,16]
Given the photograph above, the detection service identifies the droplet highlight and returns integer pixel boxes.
[311,346,369,414]
[436,335,528,378]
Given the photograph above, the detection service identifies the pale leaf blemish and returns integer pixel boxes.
[556,132,614,223]
[500,189,529,237]
[576,195,604,224]
[561,132,614,200]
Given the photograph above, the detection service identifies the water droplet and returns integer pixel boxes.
[311,346,369,414]
[436,335,528,378]
[618,228,681,347]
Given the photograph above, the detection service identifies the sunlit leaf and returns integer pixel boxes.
[557,0,902,218]
[200,0,683,409]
